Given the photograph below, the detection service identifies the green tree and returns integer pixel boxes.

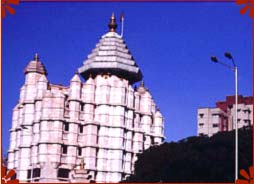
[123,126,252,182]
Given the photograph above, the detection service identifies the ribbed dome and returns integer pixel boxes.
[24,54,47,75]
[78,31,143,84]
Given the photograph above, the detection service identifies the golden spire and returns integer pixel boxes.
[108,12,117,32]
[34,53,39,61]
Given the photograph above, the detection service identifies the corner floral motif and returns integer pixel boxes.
[236,166,254,184]
[236,0,254,18]
[1,0,19,18]
[1,165,19,184]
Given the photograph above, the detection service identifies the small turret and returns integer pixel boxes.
[137,80,146,94]
[71,71,81,83]
[24,53,48,86]
[24,53,47,76]
[154,108,164,137]
[70,72,81,100]
[23,53,48,101]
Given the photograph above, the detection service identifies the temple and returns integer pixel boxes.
[7,14,165,182]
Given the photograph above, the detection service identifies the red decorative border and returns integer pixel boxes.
[1,1,253,184]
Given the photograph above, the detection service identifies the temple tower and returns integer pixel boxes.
[7,14,165,183]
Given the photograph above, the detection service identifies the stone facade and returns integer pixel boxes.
[7,14,164,183]
[197,95,253,137]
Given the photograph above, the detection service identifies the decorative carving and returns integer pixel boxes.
[80,158,85,170]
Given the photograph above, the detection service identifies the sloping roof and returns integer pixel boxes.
[78,31,143,84]
[24,60,47,75]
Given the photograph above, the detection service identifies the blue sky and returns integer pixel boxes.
[2,2,252,154]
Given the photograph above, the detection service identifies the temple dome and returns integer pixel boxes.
[24,53,47,75]
[78,15,143,84]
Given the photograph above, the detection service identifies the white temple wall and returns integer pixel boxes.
[37,76,48,99]
[124,110,133,128]
[124,131,133,150]
[69,101,80,121]
[66,146,76,165]
[83,104,94,121]
[19,86,25,103]
[40,121,51,142]
[18,106,23,128]
[123,152,132,174]
[7,152,15,169]
[133,132,144,152]
[144,136,151,149]
[127,87,134,108]
[84,124,98,141]
[22,103,34,125]
[18,147,31,181]
[34,101,42,122]
[19,169,28,181]
[134,92,140,110]
[20,127,32,147]
[140,92,152,113]
[82,81,95,103]
[31,145,39,164]
[16,130,21,151]
[14,150,19,170]
[67,123,78,143]
[154,137,163,144]
[141,115,152,133]
[107,158,122,172]
[12,107,19,129]
[96,171,106,182]
[24,85,37,102]
[16,129,21,149]
[41,93,53,119]
[9,64,165,182]
[25,73,43,84]
[69,77,81,100]
[9,131,16,150]
[83,147,97,169]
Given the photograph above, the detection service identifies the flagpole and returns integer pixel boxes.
[120,13,124,37]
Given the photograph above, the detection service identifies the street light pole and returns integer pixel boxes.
[234,66,238,180]
[211,52,238,180]
[224,52,238,180]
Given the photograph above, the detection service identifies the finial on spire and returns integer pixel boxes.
[108,12,117,32]
[34,53,39,61]
[140,80,144,87]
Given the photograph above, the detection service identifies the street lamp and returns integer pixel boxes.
[211,52,238,180]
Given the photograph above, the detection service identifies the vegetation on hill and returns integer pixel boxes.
[123,126,253,182]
